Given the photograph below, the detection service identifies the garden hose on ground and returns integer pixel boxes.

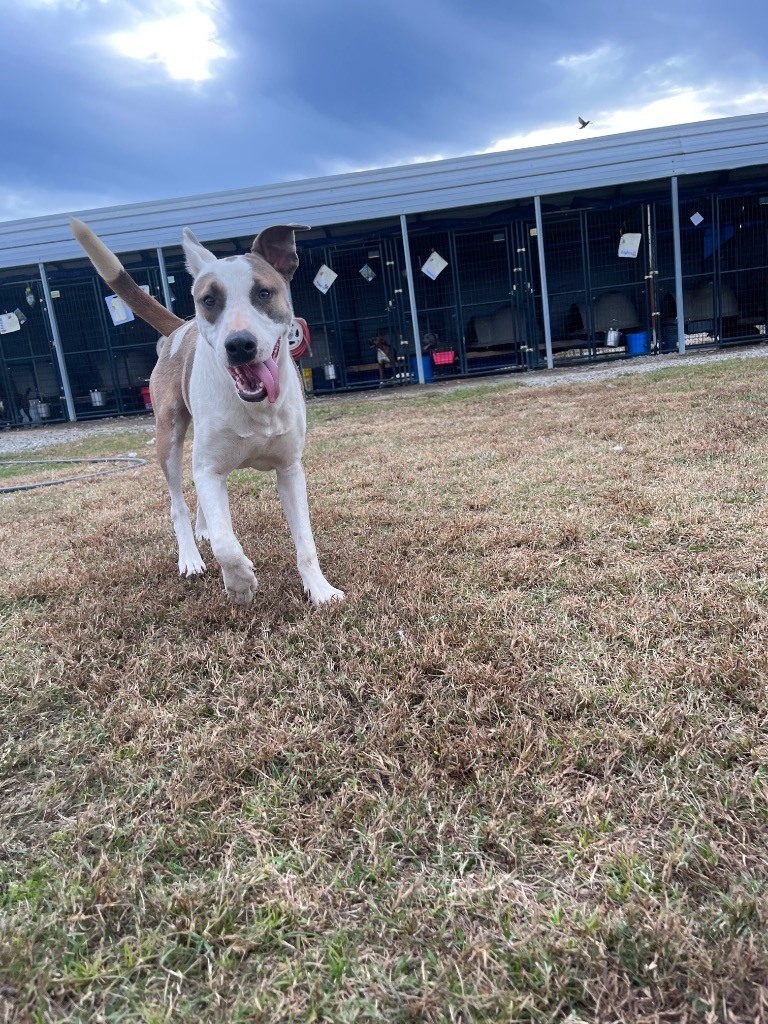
[0,456,147,494]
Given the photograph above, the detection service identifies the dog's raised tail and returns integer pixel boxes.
[70,218,184,339]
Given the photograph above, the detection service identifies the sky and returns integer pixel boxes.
[1,0,767,223]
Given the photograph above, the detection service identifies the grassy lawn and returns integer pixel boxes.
[1,359,768,1022]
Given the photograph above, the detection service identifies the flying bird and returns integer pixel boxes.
[578,116,591,129]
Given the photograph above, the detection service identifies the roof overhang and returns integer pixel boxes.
[1,111,767,270]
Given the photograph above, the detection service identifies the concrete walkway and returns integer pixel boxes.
[2,343,767,455]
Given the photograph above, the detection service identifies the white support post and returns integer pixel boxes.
[399,213,424,384]
[670,177,686,355]
[38,262,76,422]
[534,196,554,369]
[156,247,174,310]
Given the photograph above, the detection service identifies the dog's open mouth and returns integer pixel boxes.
[227,340,280,404]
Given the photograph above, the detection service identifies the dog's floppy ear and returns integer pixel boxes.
[182,228,218,278]
[251,224,310,282]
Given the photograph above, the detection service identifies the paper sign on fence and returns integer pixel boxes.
[421,251,448,280]
[0,312,21,334]
[618,233,642,258]
[313,265,338,294]
[105,294,135,325]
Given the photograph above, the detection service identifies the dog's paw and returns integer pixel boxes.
[227,581,258,605]
[223,565,258,605]
[179,552,206,576]
[307,582,345,607]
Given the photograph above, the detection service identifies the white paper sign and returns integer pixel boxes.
[0,312,21,334]
[421,251,448,280]
[690,212,704,226]
[105,294,135,325]
[618,233,642,258]
[313,265,338,294]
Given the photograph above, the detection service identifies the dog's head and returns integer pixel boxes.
[182,224,309,405]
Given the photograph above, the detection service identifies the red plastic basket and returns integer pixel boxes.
[432,350,455,366]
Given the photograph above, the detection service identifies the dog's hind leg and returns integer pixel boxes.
[156,405,207,577]
[276,462,344,606]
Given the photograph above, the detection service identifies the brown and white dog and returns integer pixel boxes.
[370,330,394,383]
[70,218,344,607]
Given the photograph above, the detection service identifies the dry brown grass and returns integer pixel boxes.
[2,359,768,1022]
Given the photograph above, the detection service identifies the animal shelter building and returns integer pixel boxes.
[1,111,768,426]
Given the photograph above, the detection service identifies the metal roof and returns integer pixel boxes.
[1,111,767,270]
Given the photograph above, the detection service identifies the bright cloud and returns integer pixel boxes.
[590,86,768,135]
[320,83,768,178]
[595,89,729,134]
[485,85,768,154]
[108,1,230,82]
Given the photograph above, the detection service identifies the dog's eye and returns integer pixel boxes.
[258,288,271,300]
[201,295,217,308]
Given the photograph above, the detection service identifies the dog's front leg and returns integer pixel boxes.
[193,468,257,604]
[276,463,344,606]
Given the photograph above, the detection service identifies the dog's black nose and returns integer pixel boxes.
[225,332,258,365]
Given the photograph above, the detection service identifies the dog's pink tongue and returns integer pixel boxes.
[254,356,280,404]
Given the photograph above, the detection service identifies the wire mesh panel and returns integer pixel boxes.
[53,276,116,417]
[289,244,348,393]
[455,228,528,376]
[652,200,680,352]
[160,250,195,322]
[0,272,65,425]
[715,194,768,343]
[542,206,650,364]
[512,220,546,370]
[406,219,541,378]
[109,256,165,412]
[673,194,719,349]
[589,205,651,346]
[540,213,592,363]
[405,229,461,380]
[332,241,408,387]
[289,235,411,392]
[633,190,768,355]
[586,206,649,355]
[48,251,164,419]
